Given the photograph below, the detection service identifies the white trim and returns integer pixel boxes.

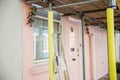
[33,34,37,60]
[34,59,49,66]
[68,16,80,22]
[115,31,120,62]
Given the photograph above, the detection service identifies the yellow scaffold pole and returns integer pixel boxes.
[48,2,54,80]
[107,8,117,80]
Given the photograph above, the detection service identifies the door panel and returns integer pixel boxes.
[63,17,80,80]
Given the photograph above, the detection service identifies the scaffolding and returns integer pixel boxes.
[26,0,120,80]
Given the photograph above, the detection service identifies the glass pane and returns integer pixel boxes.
[33,18,43,60]
[33,18,59,60]
[42,27,48,59]
[41,20,48,59]
[35,27,43,60]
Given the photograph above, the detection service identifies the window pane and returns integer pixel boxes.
[33,18,49,60]
[42,20,48,59]
[33,18,59,60]
[33,18,43,60]
[42,28,48,59]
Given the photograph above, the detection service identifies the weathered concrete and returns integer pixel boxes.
[0,0,23,80]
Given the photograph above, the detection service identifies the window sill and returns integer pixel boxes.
[34,59,49,66]
[32,59,49,75]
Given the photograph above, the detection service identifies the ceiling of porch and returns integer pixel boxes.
[26,0,120,30]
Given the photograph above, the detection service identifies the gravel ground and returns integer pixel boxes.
[99,73,120,80]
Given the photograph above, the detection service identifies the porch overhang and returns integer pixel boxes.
[26,0,120,29]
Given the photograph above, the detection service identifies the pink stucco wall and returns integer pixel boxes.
[92,27,108,80]
[84,27,108,80]
[22,2,34,80]
[22,2,49,80]
[84,29,91,80]
[22,2,108,80]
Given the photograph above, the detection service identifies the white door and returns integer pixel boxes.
[63,17,80,80]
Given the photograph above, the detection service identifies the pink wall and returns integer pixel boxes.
[22,2,34,80]
[84,29,91,80]
[84,27,108,80]
[22,2,108,80]
[92,27,108,80]
[22,2,49,80]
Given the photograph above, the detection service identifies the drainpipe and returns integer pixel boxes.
[81,15,86,80]
[85,25,94,80]
[107,0,117,80]
[48,2,54,80]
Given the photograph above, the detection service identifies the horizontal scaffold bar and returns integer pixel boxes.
[31,0,104,11]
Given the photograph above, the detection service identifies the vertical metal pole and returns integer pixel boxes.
[48,2,54,80]
[107,0,117,80]
[107,8,117,80]
[81,16,86,80]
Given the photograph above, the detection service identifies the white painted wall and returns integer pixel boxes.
[0,0,22,80]
[115,31,120,62]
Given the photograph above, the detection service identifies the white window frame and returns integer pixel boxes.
[33,15,61,65]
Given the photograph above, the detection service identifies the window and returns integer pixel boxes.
[33,17,60,60]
